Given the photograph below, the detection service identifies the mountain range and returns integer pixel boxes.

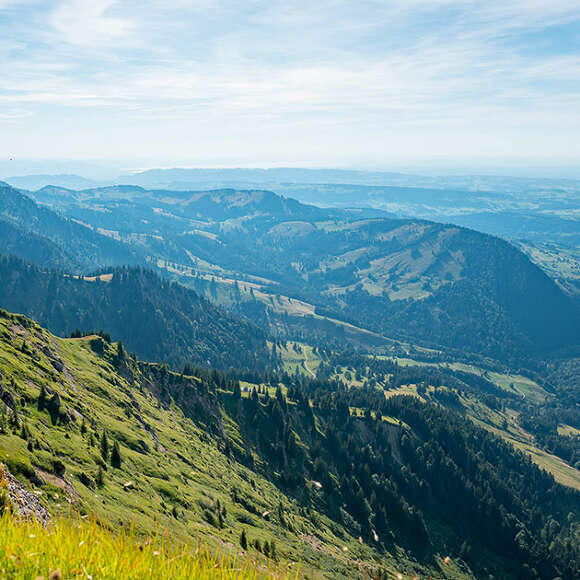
[5,182,576,363]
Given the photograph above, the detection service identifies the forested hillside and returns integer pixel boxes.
[0,256,270,371]
[0,183,140,271]
[2,183,579,578]
[0,220,71,270]
[0,311,579,578]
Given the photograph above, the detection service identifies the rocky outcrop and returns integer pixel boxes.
[0,463,50,524]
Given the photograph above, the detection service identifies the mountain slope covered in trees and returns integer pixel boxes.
[0,183,140,271]
[0,255,270,371]
[0,219,72,270]
[0,311,579,578]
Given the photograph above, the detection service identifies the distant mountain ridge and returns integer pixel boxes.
[6,168,578,249]
[4,173,103,191]
[5,166,580,191]
[0,183,140,272]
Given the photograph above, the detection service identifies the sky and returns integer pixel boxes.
[1,0,580,174]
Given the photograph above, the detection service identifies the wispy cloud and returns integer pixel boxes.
[1,0,579,166]
[48,0,133,46]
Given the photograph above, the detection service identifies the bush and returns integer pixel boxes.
[5,456,35,480]
[53,459,66,477]
[78,472,95,489]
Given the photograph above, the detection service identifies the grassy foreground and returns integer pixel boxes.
[0,514,287,580]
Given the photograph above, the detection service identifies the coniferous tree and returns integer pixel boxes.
[47,392,61,425]
[233,382,242,400]
[115,341,126,365]
[37,384,48,411]
[110,440,122,468]
[96,466,105,488]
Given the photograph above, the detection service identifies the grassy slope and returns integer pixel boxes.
[0,311,469,579]
[279,342,322,378]
[392,357,549,403]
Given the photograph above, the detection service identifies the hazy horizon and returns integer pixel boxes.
[3,159,580,183]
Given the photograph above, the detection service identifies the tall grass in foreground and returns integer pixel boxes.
[0,515,290,579]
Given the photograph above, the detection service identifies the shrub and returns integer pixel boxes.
[78,472,95,489]
[53,459,66,477]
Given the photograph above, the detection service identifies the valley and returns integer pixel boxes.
[8,182,578,362]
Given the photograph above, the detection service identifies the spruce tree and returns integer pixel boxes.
[115,341,126,366]
[38,384,48,411]
[110,440,122,468]
[233,382,242,400]
[96,466,105,488]
[47,392,61,425]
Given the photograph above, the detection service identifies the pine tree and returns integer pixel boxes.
[276,386,288,413]
[110,440,122,468]
[233,382,242,400]
[240,529,248,550]
[115,341,126,366]
[96,466,105,488]
[9,409,19,431]
[47,392,61,425]
[38,384,48,411]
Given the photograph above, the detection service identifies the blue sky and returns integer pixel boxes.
[1,0,580,173]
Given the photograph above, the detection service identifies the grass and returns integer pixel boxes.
[456,392,580,491]
[485,371,548,404]
[391,357,549,404]
[558,423,580,437]
[0,514,285,579]
[516,241,580,281]
[0,310,550,579]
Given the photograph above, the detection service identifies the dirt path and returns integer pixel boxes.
[303,354,316,378]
